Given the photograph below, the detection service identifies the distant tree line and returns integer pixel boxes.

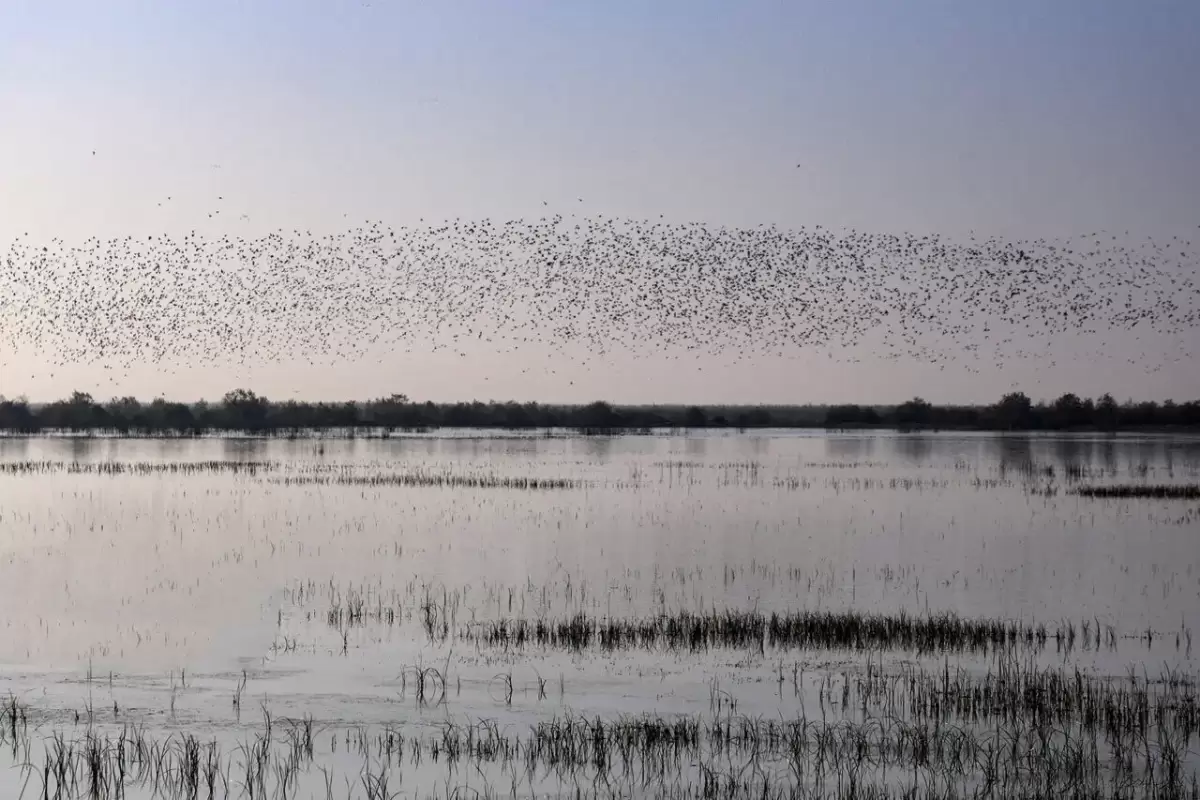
[0,389,1198,435]
[822,393,1200,431]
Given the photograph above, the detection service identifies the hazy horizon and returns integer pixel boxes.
[3,1,1199,404]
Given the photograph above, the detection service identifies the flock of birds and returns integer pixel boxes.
[1,215,1198,377]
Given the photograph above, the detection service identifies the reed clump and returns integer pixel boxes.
[3,665,1199,800]
[462,609,1075,655]
[274,471,585,490]
[1072,483,1200,499]
[0,459,280,475]
[0,459,587,489]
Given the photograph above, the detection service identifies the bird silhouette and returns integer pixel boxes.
[0,215,1194,380]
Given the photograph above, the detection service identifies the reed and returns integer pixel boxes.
[457,609,1097,655]
[3,667,1198,800]
[1072,483,1200,499]
[274,472,585,490]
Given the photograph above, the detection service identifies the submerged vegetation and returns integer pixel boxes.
[3,389,1200,435]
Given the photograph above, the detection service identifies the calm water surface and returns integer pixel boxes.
[1,430,1198,797]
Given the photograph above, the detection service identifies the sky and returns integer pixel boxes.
[1,0,1199,404]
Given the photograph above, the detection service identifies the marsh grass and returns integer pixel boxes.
[457,609,1113,655]
[1072,484,1200,499]
[275,473,585,490]
[0,459,281,475]
[5,705,1196,800]
[3,648,1200,800]
[0,459,587,490]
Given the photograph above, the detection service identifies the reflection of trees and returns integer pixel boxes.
[993,435,1033,477]
[825,435,876,461]
[0,436,30,458]
[747,433,769,458]
[582,433,616,462]
[223,437,267,461]
[1052,436,1085,475]
[893,434,933,464]
[69,435,96,463]
[1099,438,1117,476]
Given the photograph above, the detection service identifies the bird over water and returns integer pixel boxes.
[1,217,1196,377]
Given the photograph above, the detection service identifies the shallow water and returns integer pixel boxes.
[1,430,1198,798]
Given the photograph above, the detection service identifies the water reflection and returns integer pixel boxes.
[824,434,876,461]
[69,436,95,463]
[892,434,934,464]
[0,429,1198,670]
[745,433,770,459]
[1098,438,1118,476]
[994,435,1034,476]
[1052,436,1086,475]
[222,437,267,461]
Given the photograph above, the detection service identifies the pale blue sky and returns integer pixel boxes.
[2,1,1199,403]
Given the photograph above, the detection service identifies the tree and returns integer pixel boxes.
[576,401,621,429]
[222,389,269,431]
[684,406,708,428]
[501,403,534,428]
[825,404,880,427]
[0,397,35,432]
[744,408,773,427]
[48,391,101,431]
[364,394,413,427]
[1051,393,1088,429]
[1094,393,1119,430]
[893,397,932,427]
[154,399,196,434]
[105,396,145,433]
[994,392,1033,430]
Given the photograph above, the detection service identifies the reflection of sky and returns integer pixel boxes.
[1,432,1197,673]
